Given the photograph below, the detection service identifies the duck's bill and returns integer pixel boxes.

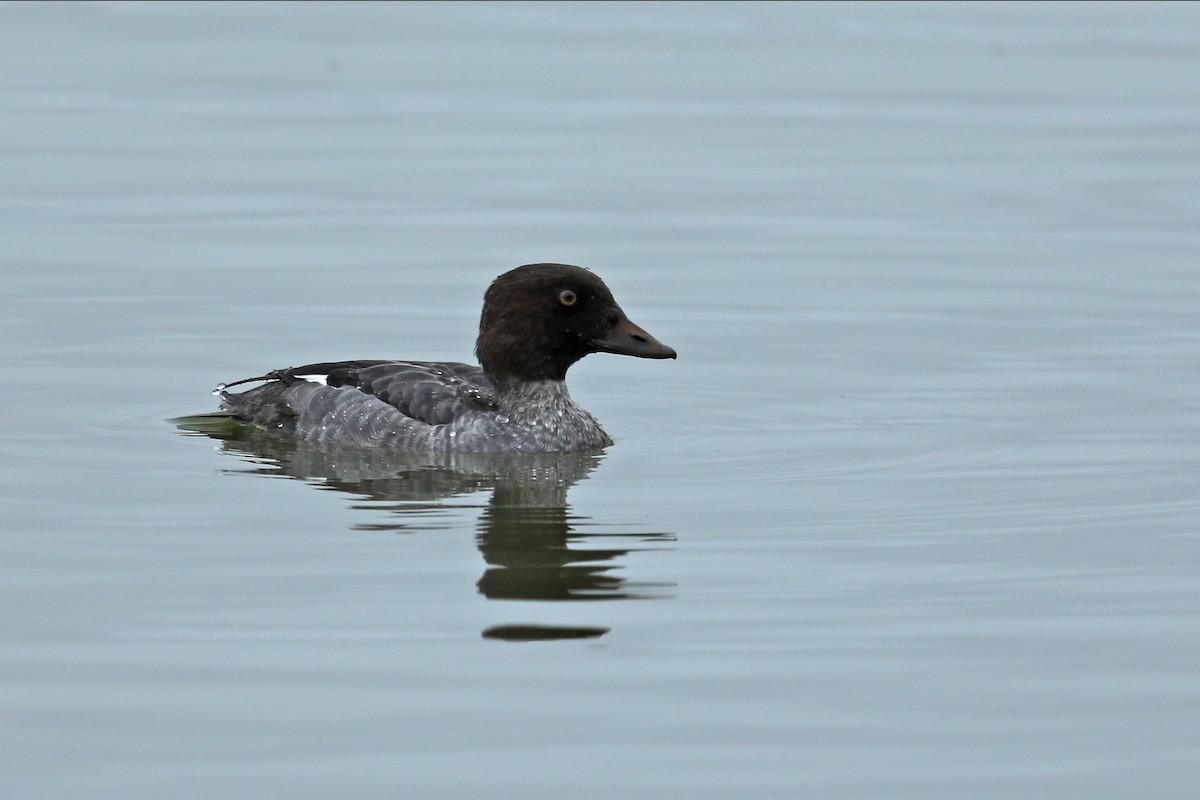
[590,316,677,360]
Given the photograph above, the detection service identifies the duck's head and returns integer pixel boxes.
[475,263,676,384]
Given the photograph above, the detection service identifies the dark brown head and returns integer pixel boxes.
[475,263,676,384]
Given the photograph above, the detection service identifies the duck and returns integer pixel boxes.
[213,263,676,452]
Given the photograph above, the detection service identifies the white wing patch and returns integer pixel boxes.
[294,373,329,386]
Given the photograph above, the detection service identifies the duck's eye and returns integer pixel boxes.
[558,289,578,307]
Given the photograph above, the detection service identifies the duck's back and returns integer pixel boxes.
[218,360,499,448]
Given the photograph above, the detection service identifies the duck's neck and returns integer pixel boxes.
[493,377,578,416]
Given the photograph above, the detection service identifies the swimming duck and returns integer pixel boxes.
[214,263,676,452]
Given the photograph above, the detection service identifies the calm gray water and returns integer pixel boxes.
[2,2,1199,797]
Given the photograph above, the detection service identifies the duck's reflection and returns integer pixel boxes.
[180,422,674,640]
[477,498,635,602]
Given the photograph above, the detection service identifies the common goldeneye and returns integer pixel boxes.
[214,263,676,452]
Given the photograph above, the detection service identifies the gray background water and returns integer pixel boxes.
[3,2,1198,797]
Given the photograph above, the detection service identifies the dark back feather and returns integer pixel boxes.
[275,360,498,427]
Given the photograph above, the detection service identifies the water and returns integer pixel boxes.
[2,2,1199,797]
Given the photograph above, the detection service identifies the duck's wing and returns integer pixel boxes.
[331,360,497,426]
[220,360,496,430]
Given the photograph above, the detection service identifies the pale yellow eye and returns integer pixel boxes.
[558,289,577,306]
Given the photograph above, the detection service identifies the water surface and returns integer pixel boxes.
[2,3,1199,798]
